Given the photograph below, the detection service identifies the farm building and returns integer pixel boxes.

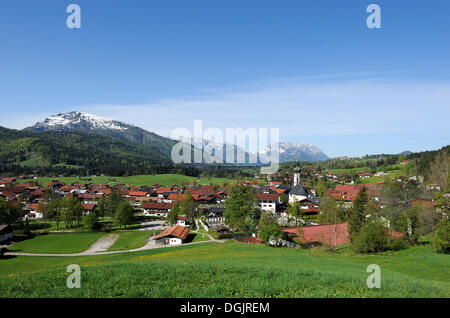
[153,225,190,246]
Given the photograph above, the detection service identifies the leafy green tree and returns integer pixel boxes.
[352,219,390,253]
[83,212,99,231]
[243,215,259,236]
[294,223,304,247]
[224,184,259,230]
[46,198,63,230]
[180,191,197,225]
[0,197,24,226]
[280,192,289,206]
[405,205,422,245]
[167,200,180,226]
[96,196,106,220]
[257,211,282,243]
[114,201,135,229]
[319,195,344,224]
[432,218,450,254]
[105,190,125,216]
[347,187,369,241]
[61,196,83,228]
[316,178,328,197]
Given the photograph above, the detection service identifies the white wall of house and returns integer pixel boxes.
[289,194,307,204]
[259,201,276,213]
[143,210,168,218]
[169,238,182,245]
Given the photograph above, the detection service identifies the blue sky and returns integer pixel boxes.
[0,0,449,157]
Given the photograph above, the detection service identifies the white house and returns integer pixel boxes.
[27,204,44,219]
[176,216,189,227]
[153,225,190,246]
[257,193,278,213]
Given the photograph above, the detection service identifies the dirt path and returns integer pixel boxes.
[4,221,224,257]
[79,234,119,254]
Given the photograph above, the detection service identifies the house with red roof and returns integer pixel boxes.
[142,202,172,217]
[153,225,190,245]
[81,204,96,215]
[257,193,279,213]
[128,191,148,198]
[27,203,46,219]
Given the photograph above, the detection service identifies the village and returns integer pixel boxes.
[0,159,446,252]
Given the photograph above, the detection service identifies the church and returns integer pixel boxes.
[288,172,321,209]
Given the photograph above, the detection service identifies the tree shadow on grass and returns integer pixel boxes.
[183,234,196,243]
[6,235,40,252]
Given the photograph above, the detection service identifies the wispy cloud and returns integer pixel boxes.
[3,76,449,157]
[72,77,450,139]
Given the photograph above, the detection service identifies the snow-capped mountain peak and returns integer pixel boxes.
[260,142,329,162]
[28,111,133,131]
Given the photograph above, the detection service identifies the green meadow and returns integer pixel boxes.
[1,241,449,298]
[7,233,105,254]
[328,164,409,185]
[18,174,239,187]
[107,231,157,251]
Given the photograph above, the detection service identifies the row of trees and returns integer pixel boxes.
[42,190,136,230]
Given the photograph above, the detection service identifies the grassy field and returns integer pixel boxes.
[107,231,158,251]
[188,232,211,243]
[7,233,105,254]
[328,164,409,185]
[18,174,239,187]
[1,241,448,297]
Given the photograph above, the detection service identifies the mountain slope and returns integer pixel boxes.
[24,111,177,157]
[0,126,178,176]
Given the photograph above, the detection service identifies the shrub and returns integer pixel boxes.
[352,220,389,253]
[433,218,450,254]
[83,213,100,231]
[218,232,232,239]
[388,237,408,251]
[100,224,112,233]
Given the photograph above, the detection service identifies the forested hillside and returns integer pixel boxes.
[0,126,198,176]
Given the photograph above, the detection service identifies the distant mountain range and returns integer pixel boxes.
[24,111,330,163]
[261,142,329,162]
[25,111,177,158]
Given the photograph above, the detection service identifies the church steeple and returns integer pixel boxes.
[293,167,301,186]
